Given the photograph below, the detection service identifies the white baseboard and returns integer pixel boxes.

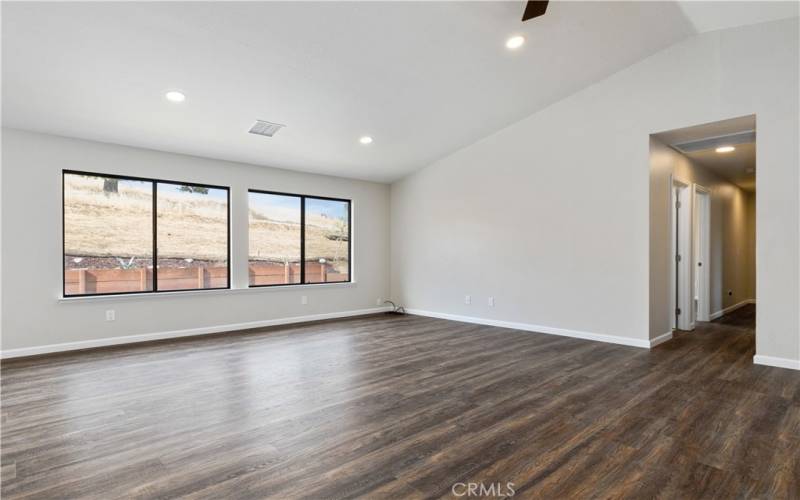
[0,306,391,359]
[405,309,653,349]
[753,355,800,371]
[649,331,673,347]
[709,299,756,321]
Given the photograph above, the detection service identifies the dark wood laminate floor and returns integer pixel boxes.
[2,306,799,499]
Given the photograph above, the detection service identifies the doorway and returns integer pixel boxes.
[650,114,757,346]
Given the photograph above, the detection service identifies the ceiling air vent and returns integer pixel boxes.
[673,130,755,153]
[248,120,285,137]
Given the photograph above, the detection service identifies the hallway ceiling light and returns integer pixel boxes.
[359,136,373,145]
[715,146,735,153]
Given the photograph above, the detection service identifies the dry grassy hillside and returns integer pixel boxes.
[64,176,348,269]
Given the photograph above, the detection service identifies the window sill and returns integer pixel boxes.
[58,281,357,302]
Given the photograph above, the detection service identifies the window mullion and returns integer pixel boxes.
[152,180,158,292]
[300,195,306,284]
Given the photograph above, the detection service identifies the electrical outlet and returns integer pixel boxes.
[301,295,308,305]
[465,295,471,305]
[376,297,383,306]
[488,296,495,307]
[105,310,115,321]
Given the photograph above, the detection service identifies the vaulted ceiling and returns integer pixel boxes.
[2,2,797,182]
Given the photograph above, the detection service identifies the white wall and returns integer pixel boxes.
[391,19,799,363]
[0,129,390,352]
[650,135,754,337]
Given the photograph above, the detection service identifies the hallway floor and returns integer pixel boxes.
[710,303,756,329]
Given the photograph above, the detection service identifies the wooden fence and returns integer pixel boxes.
[249,261,347,286]
[64,261,346,294]
[64,267,229,294]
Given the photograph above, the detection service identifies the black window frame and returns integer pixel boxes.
[62,169,231,297]
[248,189,352,288]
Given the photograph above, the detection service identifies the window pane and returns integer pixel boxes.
[156,183,228,290]
[304,198,350,283]
[249,192,301,285]
[64,173,153,295]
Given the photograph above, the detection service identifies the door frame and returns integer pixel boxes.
[671,176,693,331]
[693,184,711,322]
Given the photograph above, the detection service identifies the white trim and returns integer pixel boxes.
[58,281,357,303]
[753,355,800,371]
[405,309,653,348]
[709,299,756,320]
[649,331,673,347]
[0,306,390,359]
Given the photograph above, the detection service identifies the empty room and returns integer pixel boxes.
[1,1,798,498]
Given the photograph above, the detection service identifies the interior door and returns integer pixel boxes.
[694,188,711,321]
[673,182,692,331]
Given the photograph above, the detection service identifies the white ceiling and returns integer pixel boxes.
[678,0,798,33]
[2,2,796,182]
[686,143,756,192]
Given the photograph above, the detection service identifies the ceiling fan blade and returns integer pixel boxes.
[522,0,549,21]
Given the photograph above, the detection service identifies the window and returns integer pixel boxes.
[156,182,230,291]
[248,192,302,285]
[304,197,350,284]
[64,172,154,295]
[249,190,350,286]
[63,171,229,296]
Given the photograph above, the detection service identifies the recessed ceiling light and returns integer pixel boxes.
[359,136,373,145]
[505,35,525,50]
[165,90,186,103]
[715,146,735,153]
